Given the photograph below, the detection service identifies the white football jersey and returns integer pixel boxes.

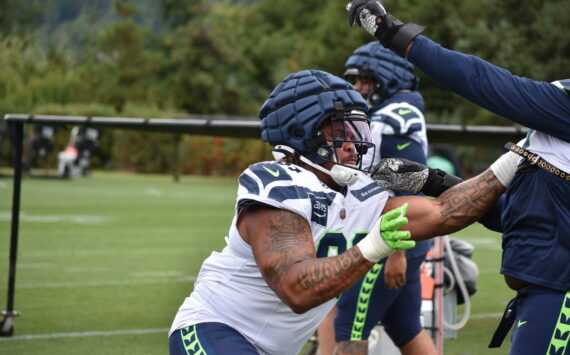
[170,161,391,354]
[525,130,570,172]
[363,101,428,167]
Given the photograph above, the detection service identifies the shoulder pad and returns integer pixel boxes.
[238,162,338,226]
[371,103,424,135]
[238,162,292,196]
[239,161,336,201]
[244,162,292,187]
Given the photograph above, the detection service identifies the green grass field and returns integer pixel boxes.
[0,171,514,354]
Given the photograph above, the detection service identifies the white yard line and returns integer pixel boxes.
[0,313,506,341]
[21,247,213,257]
[145,188,164,196]
[470,312,502,319]
[0,212,112,224]
[0,328,169,341]
[0,276,197,290]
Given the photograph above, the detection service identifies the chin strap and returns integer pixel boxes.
[272,145,360,186]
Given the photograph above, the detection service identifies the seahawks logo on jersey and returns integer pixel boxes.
[370,103,424,136]
[238,161,337,227]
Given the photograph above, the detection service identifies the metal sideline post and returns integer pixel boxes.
[172,134,181,182]
[434,236,444,355]
[0,122,24,337]
[0,113,528,338]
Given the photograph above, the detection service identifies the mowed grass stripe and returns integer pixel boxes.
[0,276,198,289]
[0,171,514,354]
[0,328,169,341]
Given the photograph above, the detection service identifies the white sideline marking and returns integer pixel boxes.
[0,276,197,290]
[18,263,56,269]
[470,312,502,319]
[478,268,500,274]
[0,181,6,188]
[0,314,506,341]
[65,266,112,273]
[452,236,502,250]
[0,327,169,341]
[132,271,183,277]
[0,212,111,224]
[21,247,213,258]
[146,188,163,196]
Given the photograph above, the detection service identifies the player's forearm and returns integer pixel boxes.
[408,36,570,142]
[278,248,373,313]
[433,169,505,235]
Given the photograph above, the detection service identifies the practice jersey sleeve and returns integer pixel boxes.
[237,162,312,222]
[409,36,570,143]
[370,102,426,136]
[364,102,428,167]
[237,161,338,228]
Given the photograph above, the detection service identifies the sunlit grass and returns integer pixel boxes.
[0,171,512,354]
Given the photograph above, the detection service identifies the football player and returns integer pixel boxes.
[347,1,570,353]
[168,70,519,355]
[318,42,435,355]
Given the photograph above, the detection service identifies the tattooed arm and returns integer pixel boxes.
[384,169,505,240]
[238,204,374,314]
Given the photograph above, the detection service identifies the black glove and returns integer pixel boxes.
[347,0,424,57]
[371,158,463,197]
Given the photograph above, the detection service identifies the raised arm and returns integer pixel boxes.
[238,204,374,314]
[346,0,570,143]
[384,169,505,240]
[408,36,570,143]
[378,144,521,240]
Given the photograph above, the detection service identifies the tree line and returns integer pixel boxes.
[1,0,568,175]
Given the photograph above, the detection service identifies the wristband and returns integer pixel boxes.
[422,168,464,197]
[357,216,394,262]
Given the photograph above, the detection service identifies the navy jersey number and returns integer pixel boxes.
[316,231,368,258]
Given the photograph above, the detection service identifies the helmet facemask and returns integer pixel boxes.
[272,106,375,187]
[343,42,419,106]
[344,68,383,107]
[314,110,375,174]
[260,70,372,186]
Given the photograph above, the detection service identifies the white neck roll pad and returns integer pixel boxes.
[272,145,360,186]
[299,154,359,186]
[329,164,359,186]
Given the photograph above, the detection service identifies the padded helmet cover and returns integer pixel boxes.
[259,70,368,160]
[344,41,418,101]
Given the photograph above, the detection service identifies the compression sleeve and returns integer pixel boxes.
[408,36,570,143]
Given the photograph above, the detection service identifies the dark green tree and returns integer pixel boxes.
[0,0,44,36]
[74,1,162,112]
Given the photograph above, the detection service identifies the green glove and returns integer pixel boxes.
[380,203,415,250]
[358,203,415,262]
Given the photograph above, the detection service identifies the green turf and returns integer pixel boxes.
[0,171,514,354]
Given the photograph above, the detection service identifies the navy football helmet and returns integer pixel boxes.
[344,41,418,106]
[259,70,375,186]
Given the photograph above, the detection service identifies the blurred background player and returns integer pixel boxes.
[316,42,435,355]
[57,126,100,178]
[168,69,519,355]
[347,1,570,353]
[24,125,56,175]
